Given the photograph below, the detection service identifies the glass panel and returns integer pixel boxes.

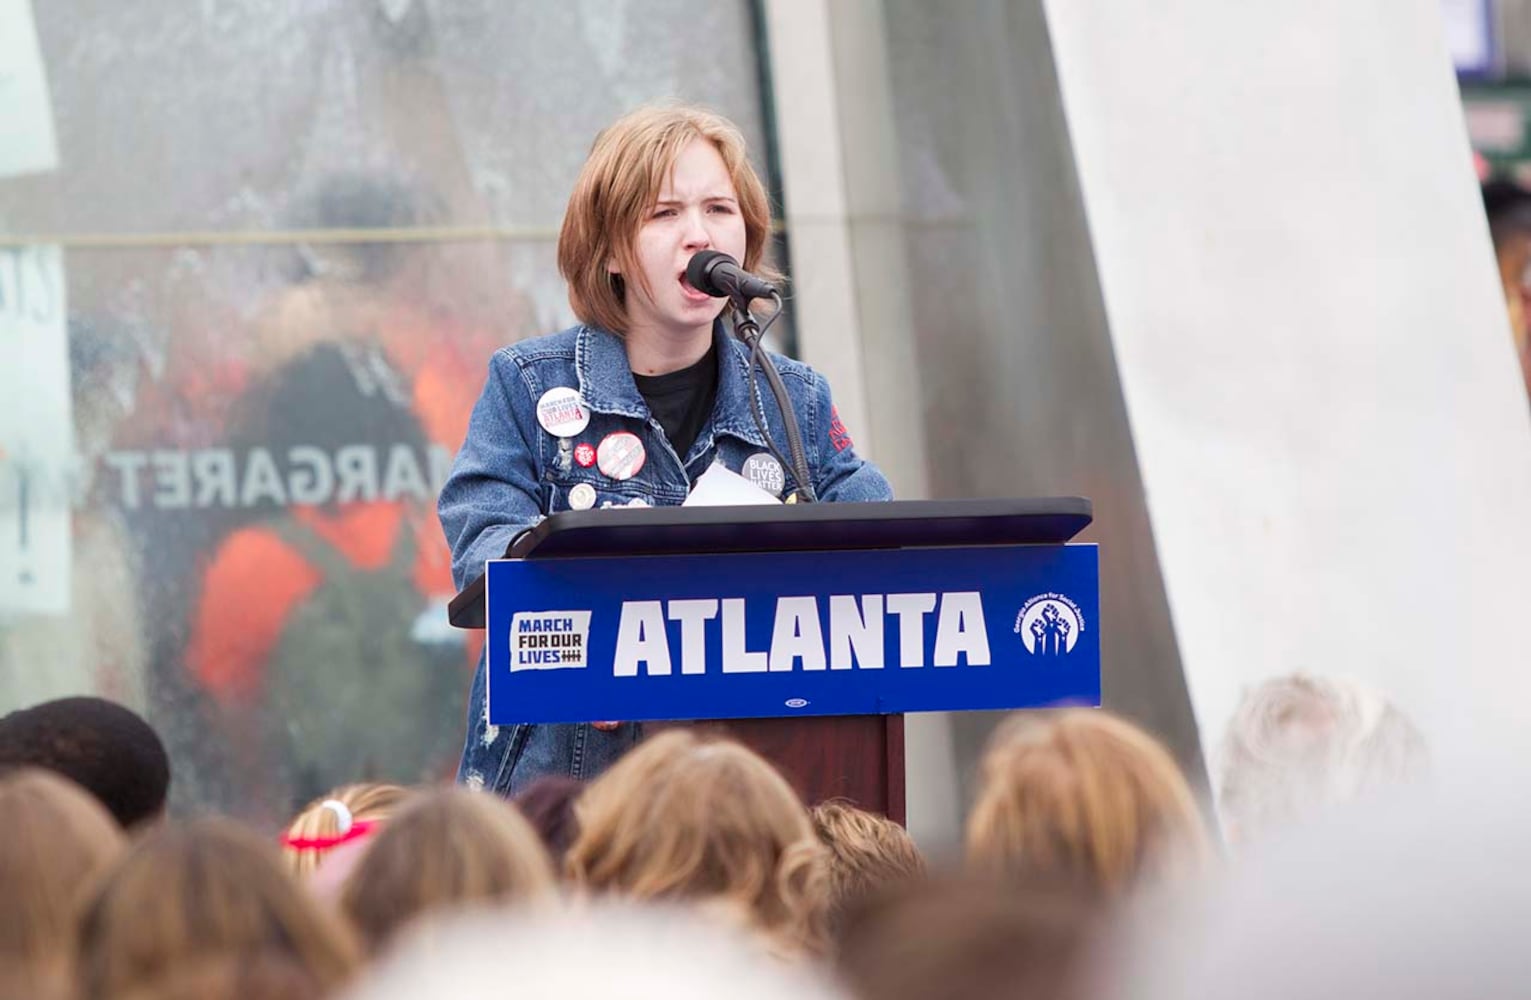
[0,0,772,824]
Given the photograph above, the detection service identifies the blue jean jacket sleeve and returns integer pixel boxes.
[438,350,546,591]
[807,370,895,503]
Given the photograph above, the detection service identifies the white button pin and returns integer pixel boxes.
[568,482,597,510]
[536,387,590,438]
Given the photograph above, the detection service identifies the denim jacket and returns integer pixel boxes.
[439,322,892,795]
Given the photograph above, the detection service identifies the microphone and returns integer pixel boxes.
[690,251,816,501]
[686,250,777,301]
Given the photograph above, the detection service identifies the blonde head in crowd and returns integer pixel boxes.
[565,730,829,956]
[966,709,1211,895]
[809,800,925,937]
[281,782,410,876]
[557,103,778,335]
[1218,673,1429,844]
[0,769,126,998]
[76,817,359,999]
[339,786,556,954]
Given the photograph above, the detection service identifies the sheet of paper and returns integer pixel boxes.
[0,245,71,615]
[0,0,59,179]
[682,462,783,507]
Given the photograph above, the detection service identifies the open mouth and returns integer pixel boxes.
[678,272,711,302]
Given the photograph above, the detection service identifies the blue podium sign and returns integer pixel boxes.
[484,544,1099,725]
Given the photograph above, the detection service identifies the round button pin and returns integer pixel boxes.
[741,452,786,497]
[573,442,597,468]
[596,431,646,481]
[568,482,597,510]
[625,497,651,508]
[536,387,590,438]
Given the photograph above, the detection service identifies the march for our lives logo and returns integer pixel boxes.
[509,611,592,671]
[1013,593,1085,656]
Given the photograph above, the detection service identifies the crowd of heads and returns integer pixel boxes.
[0,674,1443,1000]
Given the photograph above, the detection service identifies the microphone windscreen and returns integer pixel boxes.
[686,250,733,298]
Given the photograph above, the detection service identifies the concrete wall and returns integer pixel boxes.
[1043,0,1531,768]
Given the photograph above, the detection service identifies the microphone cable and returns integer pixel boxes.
[732,292,818,503]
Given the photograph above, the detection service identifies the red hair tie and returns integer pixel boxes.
[281,819,377,851]
[281,800,378,851]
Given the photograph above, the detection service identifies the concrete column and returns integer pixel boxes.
[761,0,954,850]
[758,0,930,499]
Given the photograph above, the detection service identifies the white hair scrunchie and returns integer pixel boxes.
[320,799,354,834]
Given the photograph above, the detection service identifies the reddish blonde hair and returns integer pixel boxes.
[810,800,925,936]
[565,731,828,955]
[965,709,1211,895]
[557,104,777,334]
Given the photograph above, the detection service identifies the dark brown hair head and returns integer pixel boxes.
[76,817,360,998]
[0,769,126,994]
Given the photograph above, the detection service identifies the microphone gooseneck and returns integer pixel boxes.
[686,251,816,503]
[738,301,817,503]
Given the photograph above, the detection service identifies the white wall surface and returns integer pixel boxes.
[1043,0,1531,768]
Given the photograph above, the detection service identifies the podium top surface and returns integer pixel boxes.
[448,497,1091,629]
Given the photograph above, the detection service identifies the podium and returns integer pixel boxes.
[449,498,1097,822]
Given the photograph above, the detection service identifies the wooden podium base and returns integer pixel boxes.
[655,715,905,823]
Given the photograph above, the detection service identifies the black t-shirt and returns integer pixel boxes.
[633,344,718,462]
